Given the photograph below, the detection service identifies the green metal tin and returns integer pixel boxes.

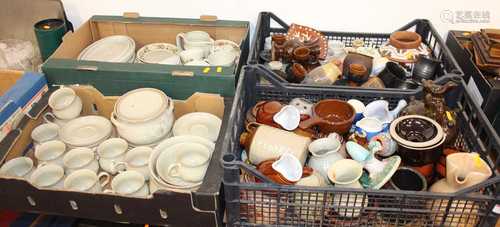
[34,18,67,61]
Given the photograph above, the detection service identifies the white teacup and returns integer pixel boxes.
[179,48,205,64]
[31,123,59,144]
[63,148,99,174]
[0,157,34,179]
[162,143,211,183]
[207,50,236,67]
[111,146,152,180]
[30,163,65,189]
[64,169,110,193]
[176,31,213,57]
[105,170,149,197]
[48,87,82,120]
[35,140,66,166]
[97,138,128,174]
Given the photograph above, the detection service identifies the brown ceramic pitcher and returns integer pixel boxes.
[257,159,313,185]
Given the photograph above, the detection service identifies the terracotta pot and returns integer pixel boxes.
[257,159,313,185]
[342,52,373,77]
[389,31,422,49]
[255,101,283,128]
[293,46,310,62]
[272,34,286,45]
[272,43,285,61]
[299,99,355,135]
[287,63,307,83]
[346,63,369,83]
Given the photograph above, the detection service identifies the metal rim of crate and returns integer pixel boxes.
[247,11,465,92]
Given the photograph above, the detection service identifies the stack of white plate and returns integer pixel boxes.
[78,35,136,63]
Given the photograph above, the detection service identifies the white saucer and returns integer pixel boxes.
[136,43,179,64]
[172,112,222,142]
[60,116,113,147]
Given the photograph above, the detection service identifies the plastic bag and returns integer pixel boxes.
[0,39,40,71]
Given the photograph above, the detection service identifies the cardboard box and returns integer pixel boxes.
[0,85,231,227]
[42,13,250,99]
[0,70,48,143]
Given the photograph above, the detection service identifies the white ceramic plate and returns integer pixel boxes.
[149,136,215,188]
[136,43,179,64]
[59,116,113,147]
[172,112,222,142]
[78,35,135,63]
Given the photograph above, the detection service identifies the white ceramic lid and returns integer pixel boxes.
[78,35,135,63]
[114,88,169,122]
[60,116,113,147]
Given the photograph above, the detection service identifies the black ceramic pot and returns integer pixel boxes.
[378,62,420,89]
[412,55,441,82]
[389,167,427,191]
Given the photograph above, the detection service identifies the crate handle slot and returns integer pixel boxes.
[172,70,194,77]
[159,209,168,219]
[26,196,36,206]
[69,200,78,210]
[114,204,123,214]
[76,65,98,71]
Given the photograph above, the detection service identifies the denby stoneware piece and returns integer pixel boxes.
[240,123,310,165]
[390,115,445,166]
[412,55,441,81]
[78,35,136,63]
[379,31,430,63]
[150,136,214,190]
[30,163,65,189]
[42,112,70,127]
[97,138,128,174]
[299,99,355,135]
[136,43,180,65]
[430,153,492,193]
[347,99,365,123]
[346,141,401,189]
[111,88,174,145]
[368,132,397,157]
[172,112,222,142]
[289,98,313,118]
[0,157,34,179]
[59,116,113,148]
[111,146,152,180]
[363,99,407,124]
[157,142,211,183]
[355,117,384,141]
[388,167,427,191]
[48,87,82,120]
[307,134,343,182]
[273,105,301,131]
[104,170,149,197]
[64,169,110,193]
[35,140,66,166]
[176,31,214,57]
[327,159,367,218]
[63,147,99,174]
[31,122,59,144]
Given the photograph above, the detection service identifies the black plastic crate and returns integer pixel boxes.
[221,65,499,226]
[446,30,500,135]
[249,12,464,93]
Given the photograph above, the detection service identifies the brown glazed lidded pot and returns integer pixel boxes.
[299,99,355,135]
[389,31,422,49]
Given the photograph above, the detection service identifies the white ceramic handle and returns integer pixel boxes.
[167,163,181,178]
[110,161,127,173]
[97,172,111,188]
[176,33,186,50]
[110,112,124,129]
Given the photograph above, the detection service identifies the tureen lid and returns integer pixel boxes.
[114,88,170,122]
